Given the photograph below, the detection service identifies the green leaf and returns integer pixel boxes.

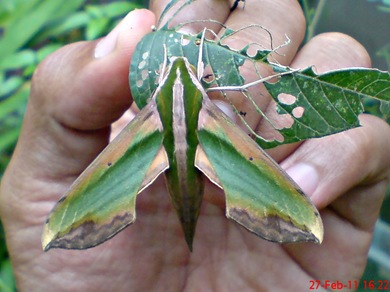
[102,2,141,18]
[36,12,90,41]
[259,67,390,147]
[86,17,110,40]
[130,27,270,109]
[0,0,84,58]
[36,44,63,62]
[0,86,29,153]
[130,25,390,149]
[0,76,24,96]
[0,260,16,292]
[87,2,141,19]
[0,50,36,70]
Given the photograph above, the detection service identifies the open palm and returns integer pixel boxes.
[1,1,389,291]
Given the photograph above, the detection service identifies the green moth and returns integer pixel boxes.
[42,54,323,251]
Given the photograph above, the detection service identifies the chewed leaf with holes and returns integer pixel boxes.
[258,67,390,148]
[129,27,271,109]
[130,26,390,149]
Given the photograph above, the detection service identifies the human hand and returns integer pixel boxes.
[1,1,389,290]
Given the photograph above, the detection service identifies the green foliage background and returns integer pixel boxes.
[0,0,389,290]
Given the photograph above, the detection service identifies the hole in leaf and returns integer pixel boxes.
[181,35,190,46]
[292,106,304,118]
[273,113,294,129]
[256,101,296,143]
[278,93,296,105]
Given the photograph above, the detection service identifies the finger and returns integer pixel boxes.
[280,34,389,282]
[218,0,306,135]
[285,114,390,215]
[150,0,230,32]
[283,34,388,214]
[280,33,378,202]
[284,115,390,282]
[11,10,155,182]
[151,0,307,139]
[151,0,306,58]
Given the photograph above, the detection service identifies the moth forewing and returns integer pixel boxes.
[42,97,168,250]
[195,95,323,244]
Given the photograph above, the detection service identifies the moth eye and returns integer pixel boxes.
[107,162,112,167]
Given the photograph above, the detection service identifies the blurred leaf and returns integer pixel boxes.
[0,0,84,58]
[0,50,36,70]
[85,2,142,40]
[0,85,29,121]
[37,44,63,61]
[0,86,29,154]
[101,2,141,18]
[37,2,142,42]
[86,17,110,40]
[86,4,105,18]
[0,76,24,97]
[36,12,90,41]
[0,127,21,153]
[0,260,15,292]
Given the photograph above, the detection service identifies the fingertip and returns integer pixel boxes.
[21,9,158,178]
[293,32,372,72]
[32,9,157,131]
[95,9,156,59]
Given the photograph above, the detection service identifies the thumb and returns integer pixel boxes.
[13,9,156,182]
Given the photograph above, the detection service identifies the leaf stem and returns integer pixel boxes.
[207,69,298,92]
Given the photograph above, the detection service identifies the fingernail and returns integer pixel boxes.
[286,163,319,197]
[94,11,135,58]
